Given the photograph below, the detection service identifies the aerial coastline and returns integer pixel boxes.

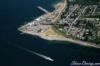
[18,0,100,48]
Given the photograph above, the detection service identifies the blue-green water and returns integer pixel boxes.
[0,0,100,66]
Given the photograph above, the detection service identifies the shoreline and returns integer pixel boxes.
[19,30,100,49]
[18,0,100,49]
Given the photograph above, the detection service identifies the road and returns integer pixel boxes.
[52,0,68,22]
[67,6,88,33]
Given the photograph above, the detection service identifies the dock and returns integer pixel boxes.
[37,6,50,14]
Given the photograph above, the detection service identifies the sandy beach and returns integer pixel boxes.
[19,29,100,49]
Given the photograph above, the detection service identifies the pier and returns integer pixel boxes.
[37,6,50,14]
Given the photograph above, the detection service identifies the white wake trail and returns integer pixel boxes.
[18,46,54,62]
